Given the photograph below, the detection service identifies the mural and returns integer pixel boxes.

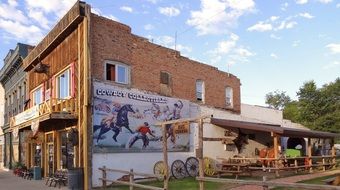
[93,82,190,153]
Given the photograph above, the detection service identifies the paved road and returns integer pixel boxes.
[0,169,67,190]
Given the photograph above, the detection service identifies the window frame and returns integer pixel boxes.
[56,68,71,99]
[105,61,130,85]
[32,85,43,106]
[196,80,205,103]
[225,87,233,108]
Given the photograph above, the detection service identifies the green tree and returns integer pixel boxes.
[265,90,291,110]
[283,101,300,122]
[294,78,340,133]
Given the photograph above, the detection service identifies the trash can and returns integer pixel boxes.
[68,168,84,190]
[33,166,42,180]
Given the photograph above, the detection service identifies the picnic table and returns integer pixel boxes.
[216,161,252,179]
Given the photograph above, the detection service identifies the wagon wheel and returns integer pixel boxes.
[185,157,199,177]
[153,161,166,181]
[171,160,187,179]
[203,157,216,176]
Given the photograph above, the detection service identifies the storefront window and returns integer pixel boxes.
[60,131,74,169]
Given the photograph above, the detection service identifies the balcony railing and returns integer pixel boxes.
[10,98,78,128]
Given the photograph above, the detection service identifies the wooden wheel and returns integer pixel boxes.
[171,160,187,179]
[185,157,199,177]
[153,161,166,181]
[203,157,216,176]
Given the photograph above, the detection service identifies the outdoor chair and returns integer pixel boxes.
[48,170,68,188]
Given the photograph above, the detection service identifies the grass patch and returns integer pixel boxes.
[101,177,225,190]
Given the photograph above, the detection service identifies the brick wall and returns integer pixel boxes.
[90,14,241,113]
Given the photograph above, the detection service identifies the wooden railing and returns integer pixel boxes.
[39,98,77,115]
[98,166,164,190]
[10,98,77,128]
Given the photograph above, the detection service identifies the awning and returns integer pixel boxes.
[211,118,340,139]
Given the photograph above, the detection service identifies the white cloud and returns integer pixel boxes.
[281,2,289,11]
[0,1,27,23]
[25,0,77,18]
[270,16,279,21]
[158,6,180,17]
[0,18,44,44]
[145,0,160,4]
[144,24,154,30]
[235,48,255,57]
[326,43,340,54]
[336,3,340,8]
[175,44,192,53]
[270,53,278,59]
[318,0,332,3]
[120,6,133,13]
[91,8,119,21]
[247,22,272,32]
[275,21,297,30]
[292,40,300,47]
[299,12,314,19]
[296,0,308,4]
[27,8,49,29]
[323,61,340,69]
[286,21,297,29]
[270,34,281,40]
[208,33,255,65]
[186,0,255,35]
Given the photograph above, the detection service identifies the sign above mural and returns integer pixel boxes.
[93,82,190,153]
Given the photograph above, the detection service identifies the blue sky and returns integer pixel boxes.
[0,0,339,106]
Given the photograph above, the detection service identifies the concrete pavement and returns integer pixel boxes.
[0,169,67,190]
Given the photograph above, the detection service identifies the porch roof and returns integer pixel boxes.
[211,118,340,139]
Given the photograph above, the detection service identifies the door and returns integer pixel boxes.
[45,132,54,176]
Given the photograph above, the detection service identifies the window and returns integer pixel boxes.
[33,87,43,106]
[225,87,233,107]
[106,61,129,84]
[196,80,204,102]
[57,69,71,99]
[160,71,171,85]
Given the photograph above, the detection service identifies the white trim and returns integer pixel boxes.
[104,60,130,85]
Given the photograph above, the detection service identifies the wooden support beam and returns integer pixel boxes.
[308,138,313,173]
[162,124,169,190]
[202,137,233,141]
[331,138,336,169]
[198,119,204,190]
[273,134,279,177]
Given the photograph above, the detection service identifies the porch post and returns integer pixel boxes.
[273,134,279,177]
[198,119,204,190]
[331,138,336,169]
[162,124,169,190]
[308,138,313,173]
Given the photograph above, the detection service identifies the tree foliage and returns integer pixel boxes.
[265,90,291,110]
[283,78,340,133]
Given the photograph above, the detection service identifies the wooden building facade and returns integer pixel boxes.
[8,2,91,189]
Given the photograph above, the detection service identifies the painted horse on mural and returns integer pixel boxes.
[94,104,136,143]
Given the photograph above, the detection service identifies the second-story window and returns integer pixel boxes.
[33,87,43,106]
[105,61,129,84]
[225,87,233,108]
[196,80,205,102]
[57,69,71,99]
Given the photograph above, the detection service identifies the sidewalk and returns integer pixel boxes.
[229,169,340,190]
[0,169,67,190]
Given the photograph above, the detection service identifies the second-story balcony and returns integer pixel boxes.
[10,98,78,130]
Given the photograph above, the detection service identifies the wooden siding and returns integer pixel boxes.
[23,1,85,71]
[28,29,78,92]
